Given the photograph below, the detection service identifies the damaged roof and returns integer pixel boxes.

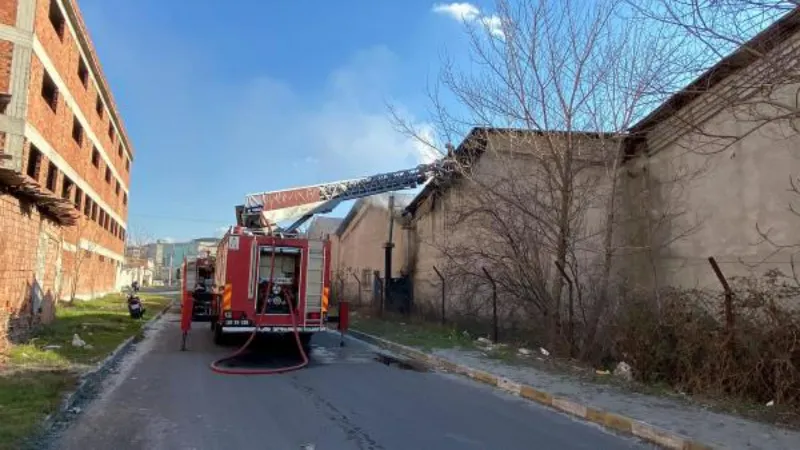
[306,216,344,239]
[335,193,415,237]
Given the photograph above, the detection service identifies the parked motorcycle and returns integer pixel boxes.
[126,284,146,319]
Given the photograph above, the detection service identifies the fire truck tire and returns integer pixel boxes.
[213,323,227,346]
[299,333,312,352]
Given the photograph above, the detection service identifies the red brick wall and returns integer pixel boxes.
[33,0,131,187]
[0,40,13,93]
[16,138,122,294]
[26,55,126,256]
[0,0,17,26]
[59,240,118,299]
[0,193,60,349]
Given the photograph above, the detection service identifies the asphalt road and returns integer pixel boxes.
[52,311,651,450]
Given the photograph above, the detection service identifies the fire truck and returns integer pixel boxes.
[182,254,215,320]
[201,159,455,350]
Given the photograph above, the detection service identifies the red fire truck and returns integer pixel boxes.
[182,254,215,320]
[210,227,331,349]
[183,159,455,354]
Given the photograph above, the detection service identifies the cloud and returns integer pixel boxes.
[432,2,481,21]
[226,46,438,184]
[432,2,505,39]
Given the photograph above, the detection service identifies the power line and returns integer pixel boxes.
[127,213,230,224]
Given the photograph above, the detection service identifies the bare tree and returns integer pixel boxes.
[393,0,704,353]
[61,214,101,302]
[631,1,800,151]
[125,225,155,257]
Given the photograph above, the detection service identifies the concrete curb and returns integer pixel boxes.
[348,329,713,450]
[39,298,175,432]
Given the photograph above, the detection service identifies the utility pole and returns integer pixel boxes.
[168,246,174,286]
[382,195,395,317]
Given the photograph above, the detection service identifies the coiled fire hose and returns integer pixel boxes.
[209,223,310,375]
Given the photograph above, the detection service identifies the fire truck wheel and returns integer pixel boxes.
[299,333,312,353]
[213,323,226,346]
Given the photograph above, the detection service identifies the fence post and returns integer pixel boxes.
[433,265,445,325]
[352,272,362,307]
[338,273,345,306]
[373,270,382,313]
[708,256,735,334]
[554,261,575,356]
[482,267,498,343]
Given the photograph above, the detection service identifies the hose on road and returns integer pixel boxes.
[209,224,310,375]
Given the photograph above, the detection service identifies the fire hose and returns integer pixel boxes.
[208,224,310,375]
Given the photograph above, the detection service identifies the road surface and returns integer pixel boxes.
[51,310,651,450]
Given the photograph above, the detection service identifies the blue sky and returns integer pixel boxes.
[78,0,498,242]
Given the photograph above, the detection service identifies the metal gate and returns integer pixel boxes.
[372,273,413,315]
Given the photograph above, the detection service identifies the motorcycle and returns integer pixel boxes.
[126,284,146,319]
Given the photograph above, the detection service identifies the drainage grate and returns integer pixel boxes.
[374,352,429,372]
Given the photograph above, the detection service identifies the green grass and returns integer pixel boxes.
[0,372,75,448]
[0,293,173,450]
[351,313,475,351]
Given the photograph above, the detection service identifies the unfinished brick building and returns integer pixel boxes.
[0,0,133,345]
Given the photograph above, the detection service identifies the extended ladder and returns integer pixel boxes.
[240,159,455,232]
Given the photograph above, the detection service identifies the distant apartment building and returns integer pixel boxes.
[0,0,133,344]
[145,238,220,285]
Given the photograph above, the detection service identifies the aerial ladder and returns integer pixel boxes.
[236,157,457,233]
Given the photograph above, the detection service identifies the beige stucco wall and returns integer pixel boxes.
[334,198,410,307]
[625,26,800,290]
[636,100,800,289]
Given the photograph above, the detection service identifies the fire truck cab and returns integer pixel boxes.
[211,226,330,349]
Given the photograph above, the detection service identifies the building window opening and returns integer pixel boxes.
[78,58,89,87]
[96,95,104,118]
[61,176,74,200]
[74,187,83,209]
[26,146,42,179]
[41,71,58,112]
[45,162,58,192]
[72,116,84,146]
[49,0,65,40]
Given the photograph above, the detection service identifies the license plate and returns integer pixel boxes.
[131,304,141,310]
